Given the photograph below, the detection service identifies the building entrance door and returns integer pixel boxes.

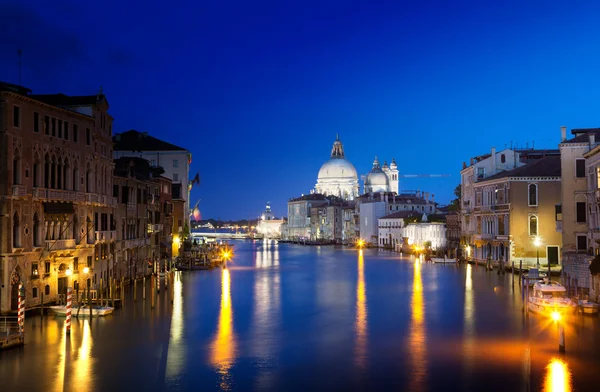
[58,277,67,304]
[10,282,19,311]
[547,246,559,266]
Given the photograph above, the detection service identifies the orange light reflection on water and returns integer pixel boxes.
[210,268,237,390]
[543,358,572,392]
[355,250,367,367]
[409,259,426,391]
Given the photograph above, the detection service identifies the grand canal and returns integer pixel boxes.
[1,240,599,391]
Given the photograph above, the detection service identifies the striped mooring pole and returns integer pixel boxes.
[66,287,73,334]
[164,265,168,289]
[18,283,25,335]
[157,270,161,293]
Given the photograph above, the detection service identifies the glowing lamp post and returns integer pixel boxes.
[551,310,565,353]
[356,239,365,249]
[222,249,231,269]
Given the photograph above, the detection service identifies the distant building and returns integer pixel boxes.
[287,194,329,239]
[113,130,192,228]
[445,211,461,258]
[315,135,360,200]
[402,219,446,251]
[356,191,440,245]
[256,202,285,238]
[377,211,420,248]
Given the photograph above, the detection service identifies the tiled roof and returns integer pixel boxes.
[484,156,561,181]
[561,128,600,144]
[114,130,186,151]
[380,211,420,220]
[289,194,328,202]
[29,93,106,107]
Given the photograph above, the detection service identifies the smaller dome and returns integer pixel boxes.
[365,156,389,192]
[382,160,389,170]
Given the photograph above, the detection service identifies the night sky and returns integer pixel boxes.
[2,1,600,220]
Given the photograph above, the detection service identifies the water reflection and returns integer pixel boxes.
[72,320,94,391]
[210,268,237,390]
[355,250,367,368]
[543,358,572,392]
[55,324,67,392]
[463,264,475,370]
[166,272,186,379]
[408,259,426,391]
[252,241,281,388]
[255,239,280,268]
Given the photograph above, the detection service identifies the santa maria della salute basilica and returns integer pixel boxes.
[315,135,399,199]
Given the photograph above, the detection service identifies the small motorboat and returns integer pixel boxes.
[528,281,577,315]
[431,257,457,264]
[50,305,114,317]
[579,300,599,315]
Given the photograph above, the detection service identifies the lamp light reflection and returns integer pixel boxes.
[409,257,426,391]
[543,358,572,392]
[210,269,236,390]
[166,273,185,379]
[355,249,367,367]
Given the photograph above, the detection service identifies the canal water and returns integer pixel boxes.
[1,240,599,391]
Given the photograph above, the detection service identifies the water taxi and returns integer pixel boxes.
[49,305,114,316]
[528,281,577,315]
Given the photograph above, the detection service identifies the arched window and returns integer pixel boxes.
[501,154,506,164]
[63,158,70,190]
[57,157,63,190]
[33,153,41,187]
[86,163,92,193]
[529,215,538,236]
[33,213,41,247]
[44,153,50,188]
[72,162,78,191]
[73,215,79,242]
[528,183,538,206]
[51,156,57,189]
[13,213,21,248]
[45,285,50,296]
[13,150,21,185]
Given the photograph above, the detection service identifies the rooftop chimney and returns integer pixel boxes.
[491,147,496,174]
[470,158,474,166]
[462,161,467,169]
[561,126,567,142]
[590,133,596,148]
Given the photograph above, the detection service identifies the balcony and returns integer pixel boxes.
[147,223,163,233]
[473,233,493,241]
[12,184,27,197]
[494,203,510,212]
[33,188,85,202]
[95,230,117,242]
[124,237,149,249]
[46,239,76,251]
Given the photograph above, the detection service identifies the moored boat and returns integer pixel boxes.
[431,257,457,264]
[528,281,577,315]
[580,301,599,315]
[50,305,114,316]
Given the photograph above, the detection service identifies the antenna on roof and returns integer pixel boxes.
[17,49,22,85]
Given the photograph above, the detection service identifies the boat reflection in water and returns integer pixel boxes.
[210,268,237,390]
[354,250,367,368]
[543,357,572,392]
[166,272,186,380]
[409,259,427,391]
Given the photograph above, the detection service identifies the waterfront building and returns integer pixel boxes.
[467,156,562,267]
[342,203,358,242]
[112,157,161,279]
[113,130,191,228]
[445,211,461,258]
[0,82,115,313]
[356,191,439,245]
[401,218,446,251]
[315,135,360,200]
[561,127,600,295]
[286,194,330,239]
[171,183,186,258]
[156,176,174,263]
[256,202,285,238]
[377,211,420,248]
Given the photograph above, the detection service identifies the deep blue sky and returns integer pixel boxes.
[3,1,600,220]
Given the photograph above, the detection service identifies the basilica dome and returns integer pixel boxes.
[315,135,359,200]
[365,156,389,193]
